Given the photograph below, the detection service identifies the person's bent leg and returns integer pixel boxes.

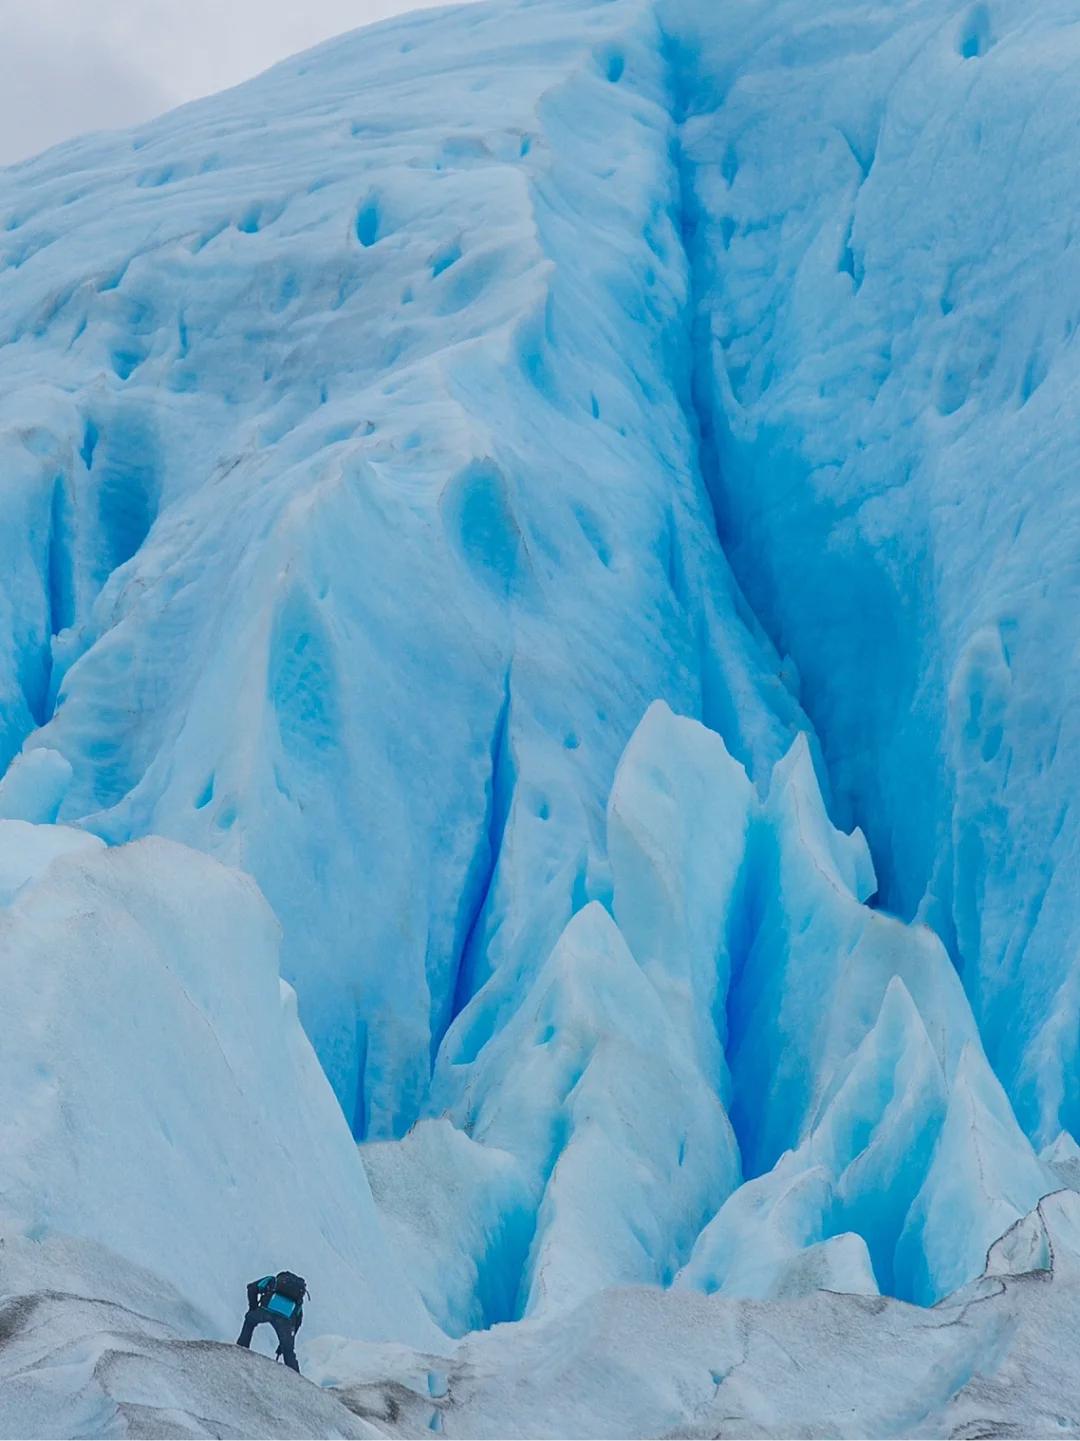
[272,1316,300,1372]
[236,1310,259,1348]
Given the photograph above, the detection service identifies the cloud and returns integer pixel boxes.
[0,0,443,166]
[0,10,177,165]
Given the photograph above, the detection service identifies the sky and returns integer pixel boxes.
[0,0,442,166]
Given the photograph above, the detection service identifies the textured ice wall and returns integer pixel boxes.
[0,0,800,1139]
[420,703,1052,1320]
[0,0,1078,1337]
[666,0,1080,1146]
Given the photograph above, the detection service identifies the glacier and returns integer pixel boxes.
[1,0,1079,1434]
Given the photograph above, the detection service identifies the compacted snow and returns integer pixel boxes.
[1,0,1079,1434]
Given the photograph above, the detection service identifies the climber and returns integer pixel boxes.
[236,1271,307,1373]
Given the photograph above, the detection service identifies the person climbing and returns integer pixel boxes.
[236,1271,307,1373]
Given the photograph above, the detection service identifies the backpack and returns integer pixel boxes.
[274,1271,307,1304]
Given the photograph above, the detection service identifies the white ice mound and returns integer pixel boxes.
[361,1117,532,1338]
[0,831,437,1347]
[0,746,73,823]
[0,816,102,905]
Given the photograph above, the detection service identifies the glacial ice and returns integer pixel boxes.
[361,1118,532,1337]
[0,0,1079,1431]
[0,1235,381,1440]
[0,815,101,904]
[424,701,1054,1316]
[304,1190,1080,1440]
[0,828,438,1348]
[670,0,1080,1153]
[0,745,73,822]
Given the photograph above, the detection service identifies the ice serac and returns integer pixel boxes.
[0,746,73,822]
[422,697,1051,1314]
[429,895,740,1323]
[607,700,755,1107]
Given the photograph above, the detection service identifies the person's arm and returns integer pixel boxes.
[248,1275,273,1309]
[294,1303,303,1333]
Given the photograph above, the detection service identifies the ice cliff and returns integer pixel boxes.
[1,0,1079,1433]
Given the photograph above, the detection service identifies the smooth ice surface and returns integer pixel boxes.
[0,745,73,822]
[0,815,102,904]
[361,1118,532,1336]
[0,828,438,1348]
[1,0,1080,1431]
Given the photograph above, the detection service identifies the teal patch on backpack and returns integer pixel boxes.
[266,1292,297,1319]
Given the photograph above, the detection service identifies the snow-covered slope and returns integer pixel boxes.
[6,1193,1080,1439]
[312,1190,1080,1440]
[0,1236,380,1440]
[2,0,1080,1432]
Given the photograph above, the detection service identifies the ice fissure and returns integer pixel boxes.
[0,0,1078,1403]
[435,673,515,1075]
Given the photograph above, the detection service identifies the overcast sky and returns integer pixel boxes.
[0,0,439,166]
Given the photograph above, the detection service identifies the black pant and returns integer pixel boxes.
[236,1306,300,1371]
